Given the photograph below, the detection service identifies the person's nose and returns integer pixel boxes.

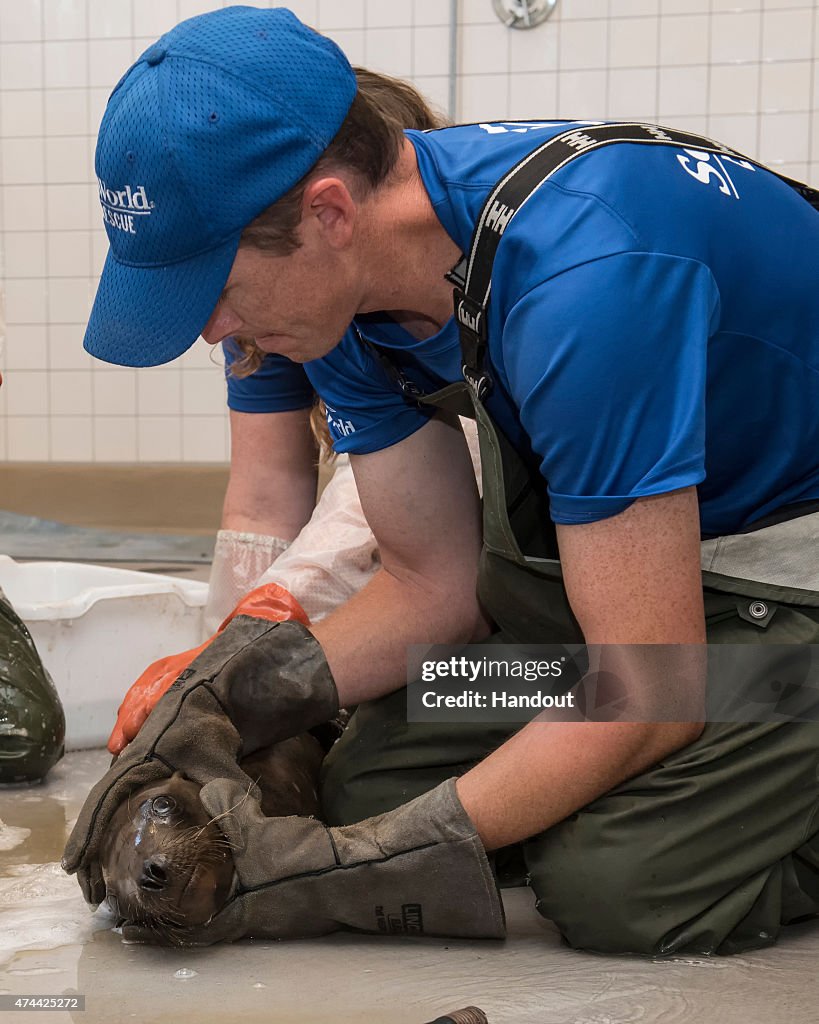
[200,302,242,345]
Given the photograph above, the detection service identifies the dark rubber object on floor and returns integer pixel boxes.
[424,1009,488,1024]
[0,588,65,783]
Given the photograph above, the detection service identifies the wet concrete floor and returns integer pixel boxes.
[1,749,818,1024]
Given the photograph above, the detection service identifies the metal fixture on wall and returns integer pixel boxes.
[492,0,558,29]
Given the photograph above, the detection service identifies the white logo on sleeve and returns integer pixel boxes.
[478,120,602,135]
[98,178,156,234]
[325,405,356,438]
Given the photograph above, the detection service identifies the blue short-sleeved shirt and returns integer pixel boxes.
[232,121,819,537]
[224,338,314,413]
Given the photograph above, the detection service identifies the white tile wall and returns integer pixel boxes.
[93,369,137,417]
[138,416,183,462]
[50,415,93,461]
[93,416,137,461]
[1,0,817,462]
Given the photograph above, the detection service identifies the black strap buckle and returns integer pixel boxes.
[354,325,430,408]
[453,287,492,399]
[461,363,492,401]
[394,369,425,402]
[454,289,486,345]
[445,255,468,288]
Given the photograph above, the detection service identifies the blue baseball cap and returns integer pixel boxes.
[84,6,356,368]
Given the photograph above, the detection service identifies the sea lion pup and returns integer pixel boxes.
[100,733,325,944]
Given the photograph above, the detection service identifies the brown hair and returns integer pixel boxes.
[228,68,446,460]
[239,67,444,258]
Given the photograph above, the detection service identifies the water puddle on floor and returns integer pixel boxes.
[0,751,511,1023]
[1,750,818,1024]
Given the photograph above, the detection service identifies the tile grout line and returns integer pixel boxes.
[86,0,97,462]
[40,0,52,461]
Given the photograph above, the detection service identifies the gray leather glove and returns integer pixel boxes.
[124,777,506,945]
[62,615,338,906]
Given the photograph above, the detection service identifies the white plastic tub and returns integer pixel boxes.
[0,556,208,751]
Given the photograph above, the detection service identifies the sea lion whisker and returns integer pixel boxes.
[203,782,256,830]
[192,823,239,848]
[160,823,238,862]
[206,835,241,852]
[163,913,187,930]
[144,919,178,946]
[196,849,235,867]
[152,916,181,934]
[162,825,203,851]
[209,839,237,853]
[151,899,178,919]
[184,823,235,851]
[189,845,224,863]
[151,914,192,946]
[162,916,187,932]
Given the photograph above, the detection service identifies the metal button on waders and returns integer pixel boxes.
[737,599,776,626]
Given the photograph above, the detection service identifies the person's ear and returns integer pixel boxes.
[301,176,356,249]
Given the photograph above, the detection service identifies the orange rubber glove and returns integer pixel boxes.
[107,582,310,755]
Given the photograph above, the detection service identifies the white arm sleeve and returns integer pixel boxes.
[204,529,291,636]
[257,455,381,623]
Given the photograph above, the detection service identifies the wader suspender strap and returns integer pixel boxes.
[359,121,819,403]
[444,121,819,399]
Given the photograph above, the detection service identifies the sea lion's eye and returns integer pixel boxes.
[151,796,176,816]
